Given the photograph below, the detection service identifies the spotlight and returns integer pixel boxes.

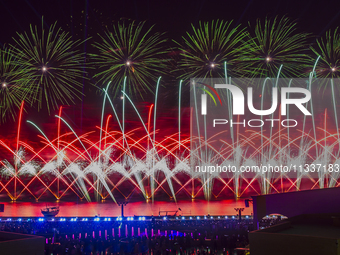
[204,216,207,220]
[196,216,200,220]
[232,216,235,219]
[210,63,215,68]
[246,215,249,219]
[126,61,131,66]
[218,216,220,219]
[42,66,47,72]
[332,67,336,72]
[210,216,213,219]
[266,57,271,62]
[163,216,167,220]
[182,216,185,220]
[18,218,22,221]
[225,216,228,219]
[2,83,6,87]
[189,217,192,220]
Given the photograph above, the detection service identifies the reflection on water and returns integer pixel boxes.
[0,200,251,217]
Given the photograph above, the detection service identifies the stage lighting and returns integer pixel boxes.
[204,216,207,220]
[232,216,235,219]
[182,216,185,220]
[196,216,200,220]
[7,218,11,221]
[218,216,220,219]
[225,216,228,219]
[163,216,167,220]
[18,218,22,221]
[210,216,213,219]
[246,215,249,219]
[190,217,192,220]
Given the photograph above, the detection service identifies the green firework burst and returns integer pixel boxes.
[91,21,169,97]
[174,20,250,80]
[244,16,311,78]
[311,27,340,78]
[12,20,86,112]
[0,47,30,123]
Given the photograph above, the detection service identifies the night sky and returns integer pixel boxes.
[1,0,340,45]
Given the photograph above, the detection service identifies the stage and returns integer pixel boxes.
[0,199,251,217]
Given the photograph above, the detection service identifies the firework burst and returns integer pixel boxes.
[174,20,250,80]
[12,20,86,112]
[0,47,30,123]
[311,27,340,78]
[91,21,169,97]
[244,16,311,78]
